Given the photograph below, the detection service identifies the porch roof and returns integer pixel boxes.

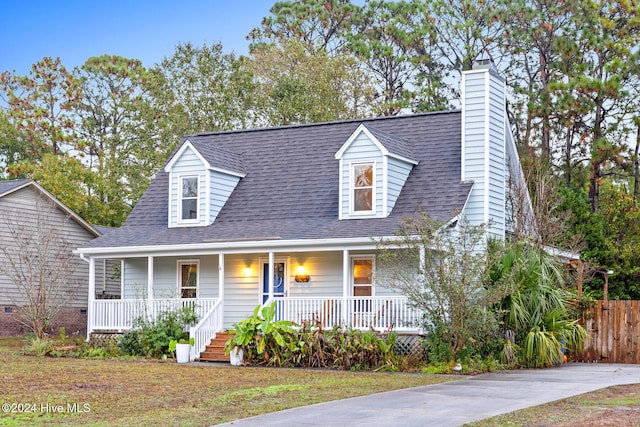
[80,111,472,251]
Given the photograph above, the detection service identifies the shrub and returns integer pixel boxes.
[119,330,143,356]
[119,305,198,358]
[23,335,53,356]
[227,305,402,371]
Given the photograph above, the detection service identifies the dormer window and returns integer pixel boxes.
[179,175,199,222]
[352,162,375,214]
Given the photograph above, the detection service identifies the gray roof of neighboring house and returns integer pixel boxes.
[0,179,30,196]
[82,110,473,249]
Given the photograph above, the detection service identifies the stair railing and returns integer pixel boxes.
[189,299,223,361]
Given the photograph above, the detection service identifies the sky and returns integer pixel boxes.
[0,1,276,75]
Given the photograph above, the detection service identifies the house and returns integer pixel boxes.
[76,61,532,359]
[0,179,118,336]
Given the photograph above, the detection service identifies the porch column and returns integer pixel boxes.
[218,253,224,300]
[147,256,154,299]
[268,251,275,301]
[86,257,95,341]
[342,249,349,325]
[219,253,225,329]
[147,256,154,320]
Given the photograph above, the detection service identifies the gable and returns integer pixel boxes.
[336,124,418,220]
[165,141,244,228]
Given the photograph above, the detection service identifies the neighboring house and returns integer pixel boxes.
[0,180,118,336]
[77,61,533,358]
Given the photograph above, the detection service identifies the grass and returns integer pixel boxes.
[4,337,640,426]
[465,383,640,427]
[0,337,457,426]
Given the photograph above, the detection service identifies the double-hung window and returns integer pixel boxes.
[351,162,374,214]
[178,260,199,299]
[179,176,199,222]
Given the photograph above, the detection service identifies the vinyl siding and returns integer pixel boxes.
[123,258,148,299]
[168,147,207,228]
[340,133,384,219]
[0,186,96,308]
[223,254,261,328]
[387,157,413,215]
[462,69,506,239]
[120,249,413,328]
[209,170,241,224]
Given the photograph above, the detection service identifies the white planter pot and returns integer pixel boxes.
[230,346,243,366]
[175,343,191,363]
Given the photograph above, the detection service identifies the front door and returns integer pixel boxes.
[262,260,287,303]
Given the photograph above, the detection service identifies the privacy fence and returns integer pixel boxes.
[578,300,640,364]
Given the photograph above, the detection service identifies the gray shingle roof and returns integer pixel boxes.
[363,124,417,162]
[0,179,30,196]
[83,111,473,249]
[188,140,247,176]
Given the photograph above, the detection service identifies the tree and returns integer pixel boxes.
[75,55,161,225]
[348,0,449,115]
[0,110,28,176]
[154,42,258,134]
[501,0,577,165]
[560,1,640,212]
[490,243,587,367]
[0,57,82,159]
[250,39,373,125]
[376,213,508,362]
[247,0,361,55]
[0,195,81,339]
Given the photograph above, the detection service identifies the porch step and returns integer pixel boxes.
[199,332,232,362]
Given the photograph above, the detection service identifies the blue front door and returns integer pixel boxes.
[262,261,286,303]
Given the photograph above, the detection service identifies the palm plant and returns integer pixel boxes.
[490,243,587,367]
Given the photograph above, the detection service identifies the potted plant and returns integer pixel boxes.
[169,337,194,363]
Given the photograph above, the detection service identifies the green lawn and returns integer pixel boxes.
[4,337,639,426]
[0,337,456,426]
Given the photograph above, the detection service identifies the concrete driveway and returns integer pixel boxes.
[218,363,640,427]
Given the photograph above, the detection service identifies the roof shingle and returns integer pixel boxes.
[83,111,472,248]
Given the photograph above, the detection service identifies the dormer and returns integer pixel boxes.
[164,140,246,228]
[335,124,418,220]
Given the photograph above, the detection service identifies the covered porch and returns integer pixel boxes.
[84,245,424,360]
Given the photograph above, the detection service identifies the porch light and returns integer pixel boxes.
[295,265,310,282]
[243,266,252,276]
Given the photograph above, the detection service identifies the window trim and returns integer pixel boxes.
[177,259,199,299]
[178,174,200,224]
[349,161,376,215]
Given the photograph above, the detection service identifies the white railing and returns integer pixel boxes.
[189,300,224,361]
[90,298,219,333]
[271,296,422,332]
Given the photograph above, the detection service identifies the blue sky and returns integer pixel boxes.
[1,1,276,75]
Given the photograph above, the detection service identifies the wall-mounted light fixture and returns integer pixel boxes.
[295,265,310,282]
[243,266,253,277]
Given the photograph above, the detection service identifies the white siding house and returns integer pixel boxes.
[77,62,532,360]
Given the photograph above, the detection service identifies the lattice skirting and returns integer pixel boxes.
[393,335,426,361]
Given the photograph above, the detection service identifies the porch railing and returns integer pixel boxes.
[189,300,224,361]
[90,298,219,333]
[271,296,422,332]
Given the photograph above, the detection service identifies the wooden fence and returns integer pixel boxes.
[578,300,640,364]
